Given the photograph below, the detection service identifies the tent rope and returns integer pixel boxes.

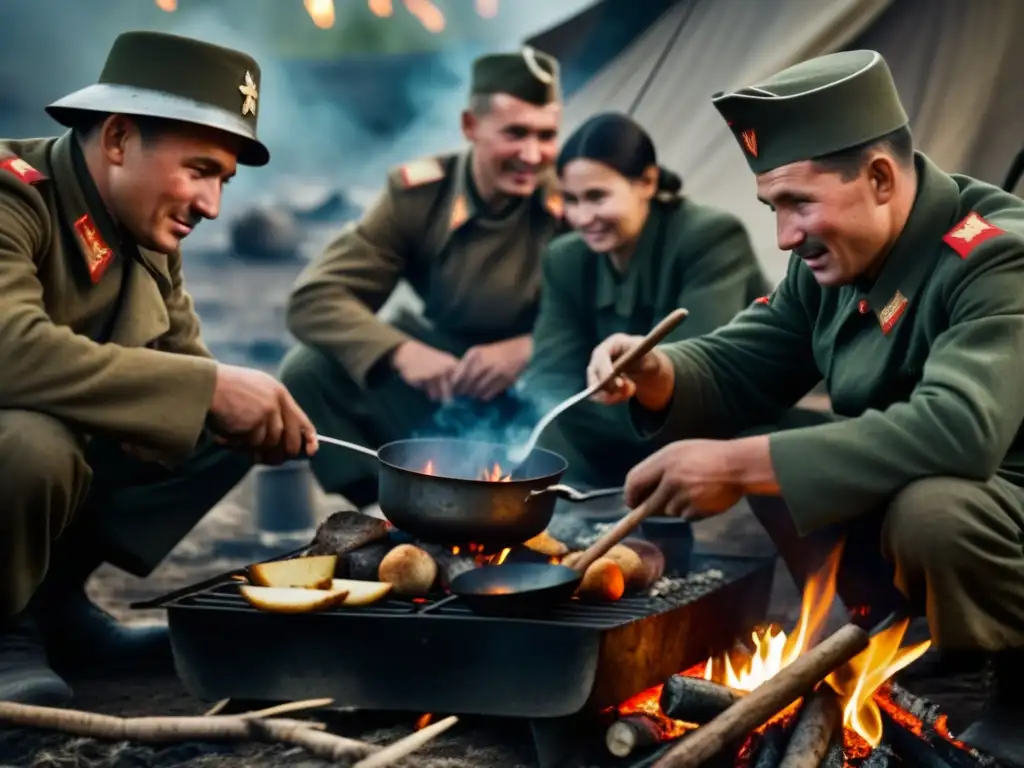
[627,0,697,116]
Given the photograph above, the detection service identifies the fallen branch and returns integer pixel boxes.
[652,624,870,768]
[352,715,459,768]
[0,701,376,762]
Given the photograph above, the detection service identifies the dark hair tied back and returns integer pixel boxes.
[557,111,683,206]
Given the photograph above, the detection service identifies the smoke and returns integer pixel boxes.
[0,0,592,219]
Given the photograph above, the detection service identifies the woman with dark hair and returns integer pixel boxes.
[524,112,769,488]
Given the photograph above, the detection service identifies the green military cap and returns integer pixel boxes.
[46,31,269,166]
[471,47,561,105]
[711,50,909,174]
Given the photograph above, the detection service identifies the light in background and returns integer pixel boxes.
[155,0,503,33]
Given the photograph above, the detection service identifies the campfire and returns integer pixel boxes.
[603,543,992,767]
[420,459,512,482]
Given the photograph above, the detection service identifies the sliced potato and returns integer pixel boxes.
[247,555,337,589]
[239,584,350,613]
[330,579,393,607]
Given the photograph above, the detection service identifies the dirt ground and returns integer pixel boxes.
[0,472,991,768]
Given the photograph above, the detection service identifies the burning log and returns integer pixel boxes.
[752,721,793,768]
[879,708,957,768]
[819,741,844,768]
[660,675,745,724]
[884,684,994,768]
[862,743,895,768]
[605,714,665,758]
[777,688,842,768]
[651,624,870,768]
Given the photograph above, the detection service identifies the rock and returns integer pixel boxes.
[228,205,302,262]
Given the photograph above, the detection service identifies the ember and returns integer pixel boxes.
[604,541,980,768]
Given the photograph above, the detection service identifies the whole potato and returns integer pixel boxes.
[578,558,625,602]
[378,544,437,596]
[603,545,645,590]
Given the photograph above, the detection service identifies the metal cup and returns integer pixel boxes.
[253,459,318,550]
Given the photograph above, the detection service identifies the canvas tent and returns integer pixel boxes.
[528,0,1024,284]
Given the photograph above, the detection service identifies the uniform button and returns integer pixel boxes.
[858,299,870,314]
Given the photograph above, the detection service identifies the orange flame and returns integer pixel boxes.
[475,0,499,18]
[700,540,932,747]
[154,0,176,10]
[368,0,393,16]
[704,545,841,691]
[415,713,433,730]
[403,0,445,32]
[304,0,335,28]
[826,618,930,745]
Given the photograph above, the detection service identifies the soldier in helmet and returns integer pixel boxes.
[586,51,1024,765]
[0,31,318,705]
[279,48,566,508]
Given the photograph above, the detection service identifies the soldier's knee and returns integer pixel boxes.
[0,410,91,515]
[881,477,978,570]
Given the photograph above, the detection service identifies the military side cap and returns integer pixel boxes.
[471,47,561,105]
[711,50,908,174]
[46,31,269,166]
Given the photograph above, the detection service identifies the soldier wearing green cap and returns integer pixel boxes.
[280,47,566,507]
[586,50,1024,764]
[0,31,319,706]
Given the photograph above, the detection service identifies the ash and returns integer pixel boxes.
[647,568,725,609]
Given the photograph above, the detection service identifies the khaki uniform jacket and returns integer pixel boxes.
[638,153,1024,535]
[0,133,216,462]
[286,151,565,386]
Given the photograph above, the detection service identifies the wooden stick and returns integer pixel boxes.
[240,698,335,719]
[203,699,229,716]
[752,721,792,768]
[652,624,870,768]
[659,675,745,724]
[351,715,459,768]
[606,714,665,758]
[0,702,376,762]
[778,688,842,768]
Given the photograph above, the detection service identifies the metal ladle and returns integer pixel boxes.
[507,308,689,465]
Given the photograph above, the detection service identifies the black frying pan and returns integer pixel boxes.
[316,434,622,546]
[431,497,658,617]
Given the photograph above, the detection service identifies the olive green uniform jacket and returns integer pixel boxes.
[0,133,249,617]
[640,152,1024,532]
[528,199,769,487]
[280,151,565,501]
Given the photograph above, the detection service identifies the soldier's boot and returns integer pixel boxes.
[959,650,1024,768]
[0,614,73,705]
[29,561,173,677]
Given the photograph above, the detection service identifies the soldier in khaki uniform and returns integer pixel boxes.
[587,51,1024,765]
[0,32,316,705]
[280,48,566,507]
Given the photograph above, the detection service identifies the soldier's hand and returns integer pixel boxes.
[624,439,742,520]
[208,364,318,461]
[451,336,532,402]
[391,340,460,402]
[587,333,675,410]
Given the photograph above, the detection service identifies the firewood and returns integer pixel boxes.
[820,740,845,768]
[879,708,958,768]
[652,624,870,768]
[862,743,895,768]
[778,688,842,768]
[307,510,391,571]
[418,544,479,590]
[752,721,792,768]
[659,675,745,724]
[606,714,664,757]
